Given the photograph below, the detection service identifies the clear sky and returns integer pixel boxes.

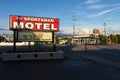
[0,0,120,34]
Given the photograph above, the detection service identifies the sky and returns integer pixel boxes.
[0,0,120,34]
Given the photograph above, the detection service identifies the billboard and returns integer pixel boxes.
[18,31,52,41]
[10,15,59,31]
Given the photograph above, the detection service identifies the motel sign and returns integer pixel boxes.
[10,15,59,31]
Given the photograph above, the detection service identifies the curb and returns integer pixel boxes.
[2,51,64,61]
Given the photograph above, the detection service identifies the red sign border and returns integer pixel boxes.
[9,15,59,32]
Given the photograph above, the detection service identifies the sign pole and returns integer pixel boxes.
[13,30,16,52]
[52,31,56,51]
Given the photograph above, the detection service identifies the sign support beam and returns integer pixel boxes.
[13,30,16,52]
[52,31,56,51]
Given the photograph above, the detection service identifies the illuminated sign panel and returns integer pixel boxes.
[18,31,52,41]
[10,15,59,31]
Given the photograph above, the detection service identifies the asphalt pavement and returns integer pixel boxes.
[0,44,120,80]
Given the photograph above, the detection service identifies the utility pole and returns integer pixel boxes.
[108,27,111,35]
[103,23,107,44]
[108,27,111,44]
[72,15,77,38]
[103,23,107,36]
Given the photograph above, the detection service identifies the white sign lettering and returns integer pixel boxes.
[13,22,57,30]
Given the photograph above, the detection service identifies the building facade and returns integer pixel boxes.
[72,34,96,45]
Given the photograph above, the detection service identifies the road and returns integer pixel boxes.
[0,44,120,80]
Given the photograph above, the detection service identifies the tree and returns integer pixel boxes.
[98,34,120,44]
[0,36,6,42]
[116,34,120,43]
[98,34,106,44]
[110,34,117,44]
